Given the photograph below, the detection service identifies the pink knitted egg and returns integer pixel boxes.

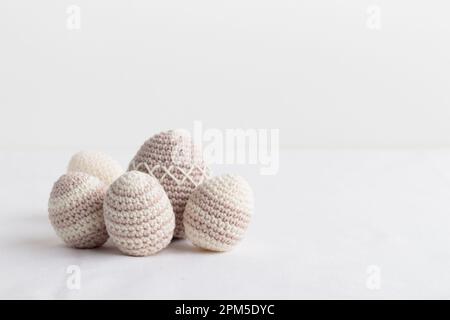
[128,130,210,238]
[183,174,254,252]
[103,171,175,256]
[48,172,109,248]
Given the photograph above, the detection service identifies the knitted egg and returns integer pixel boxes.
[48,172,109,248]
[183,174,254,252]
[103,171,175,256]
[128,130,210,238]
[67,151,123,186]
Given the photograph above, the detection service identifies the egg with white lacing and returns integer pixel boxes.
[128,129,211,239]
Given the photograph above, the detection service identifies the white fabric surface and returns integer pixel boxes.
[1,148,450,299]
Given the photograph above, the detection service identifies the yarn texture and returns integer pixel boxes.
[48,172,109,248]
[128,130,210,238]
[183,174,254,252]
[68,151,123,186]
[103,171,175,256]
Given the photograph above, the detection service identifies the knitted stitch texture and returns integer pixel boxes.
[103,171,175,256]
[183,174,253,252]
[48,172,109,248]
[67,151,123,186]
[128,130,210,239]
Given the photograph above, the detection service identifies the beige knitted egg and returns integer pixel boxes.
[183,174,254,252]
[67,151,123,186]
[128,130,210,239]
[48,172,109,248]
[103,171,175,256]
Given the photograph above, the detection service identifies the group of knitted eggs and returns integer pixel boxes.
[48,130,254,256]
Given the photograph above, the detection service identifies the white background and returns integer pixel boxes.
[1,1,450,149]
[1,1,450,300]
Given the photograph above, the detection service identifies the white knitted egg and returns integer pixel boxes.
[183,174,254,252]
[67,151,123,186]
[128,130,210,239]
[103,171,175,256]
[48,172,109,248]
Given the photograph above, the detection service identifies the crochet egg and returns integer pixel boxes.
[67,151,123,186]
[48,172,109,248]
[183,174,254,252]
[103,171,175,256]
[128,130,210,239]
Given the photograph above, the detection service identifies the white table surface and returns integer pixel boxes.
[1,148,450,299]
